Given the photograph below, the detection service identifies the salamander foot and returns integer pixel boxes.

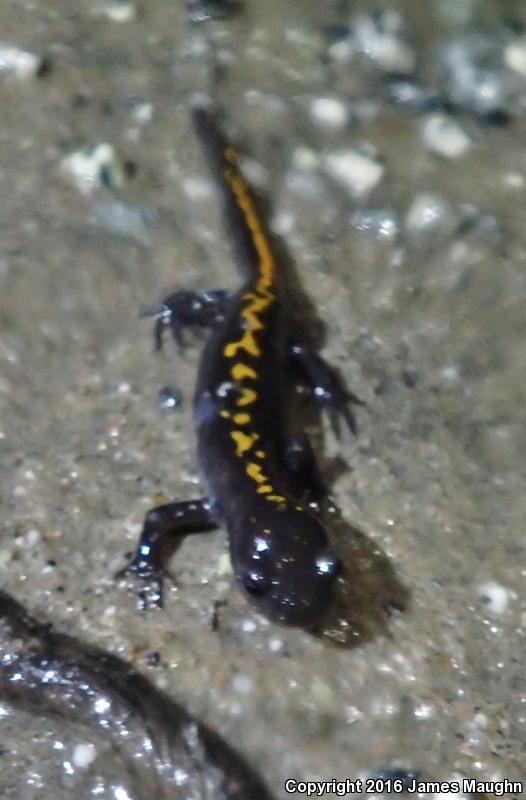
[115,551,165,610]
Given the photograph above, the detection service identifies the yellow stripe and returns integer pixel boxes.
[231,363,257,381]
[231,430,257,457]
[218,148,289,509]
[237,387,258,407]
[222,163,275,292]
[246,462,268,484]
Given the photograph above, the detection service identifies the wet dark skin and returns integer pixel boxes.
[119,97,362,627]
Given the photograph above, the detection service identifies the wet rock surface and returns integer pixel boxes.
[0,0,525,798]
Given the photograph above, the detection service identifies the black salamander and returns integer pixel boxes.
[120,96,362,627]
[0,590,274,800]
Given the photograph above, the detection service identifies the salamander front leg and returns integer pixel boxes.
[145,289,231,350]
[289,340,364,437]
[116,498,217,610]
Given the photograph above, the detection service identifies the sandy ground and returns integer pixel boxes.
[0,0,524,798]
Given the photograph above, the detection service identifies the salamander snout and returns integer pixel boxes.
[240,544,341,628]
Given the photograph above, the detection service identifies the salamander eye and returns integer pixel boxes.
[243,568,269,595]
[315,550,342,578]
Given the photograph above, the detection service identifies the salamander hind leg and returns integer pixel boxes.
[116,498,217,610]
[145,289,231,350]
[290,340,364,437]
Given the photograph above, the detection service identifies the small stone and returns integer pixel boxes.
[352,11,415,75]
[323,148,384,198]
[352,207,400,240]
[185,0,241,23]
[100,0,136,22]
[505,36,526,76]
[309,97,348,131]
[25,529,41,547]
[271,211,295,236]
[145,651,161,666]
[61,144,125,194]
[387,80,443,113]
[405,193,457,241]
[158,387,181,410]
[437,35,517,119]
[291,147,319,171]
[241,617,257,633]
[478,581,510,615]
[421,114,471,159]
[72,742,97,768]
[130,101,154,125]
[181,175,213,201]
[327,38,355,64]
[231,673,252,693]
[0,44,43,79]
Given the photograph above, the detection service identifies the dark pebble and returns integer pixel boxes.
[158,386,182,410]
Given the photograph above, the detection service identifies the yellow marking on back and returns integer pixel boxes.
[246,462,268,484]
[231,363,257,381]
[220,410,231,419]
[236,387,258,407]
[223,290,273,360]
[217,146,289,508]
[222,164,275,293]
[224,335,261,359]
[231,430,258,457]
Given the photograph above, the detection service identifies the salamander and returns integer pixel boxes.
[119,95,362,627]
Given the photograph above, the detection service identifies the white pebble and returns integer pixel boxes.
[353,13,415,74]
[503,171,525,189]
[114,787,133,800]
[505,36,526,77]
[473,712,488,729]
[231,674,252,694]
[100,1,136,22]
[328,39,355,64]
[239,157,268,189]
[131,102,153,125]
[291,147,319,171]
[72,742,97,768]
[60,144,124,194]
[478,581,510,615]
[181,175,213,201]
[323,148,384,198]
[439,363,461,386]
[421,114,471,159]
[405,192,456,238]
[309,97,348,131]
[271,211,295,236]
[0,44,42,79]
[25,528,41,547]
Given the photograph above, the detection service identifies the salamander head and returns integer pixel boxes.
[234,510,341,628]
